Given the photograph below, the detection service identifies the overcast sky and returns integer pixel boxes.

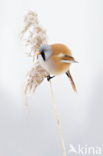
[0,0,103,155]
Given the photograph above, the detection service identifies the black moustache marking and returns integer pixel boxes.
[41,51,45,61]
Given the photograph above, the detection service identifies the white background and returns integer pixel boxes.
[0,0,103,155]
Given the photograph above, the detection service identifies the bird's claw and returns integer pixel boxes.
[47,75,55,81]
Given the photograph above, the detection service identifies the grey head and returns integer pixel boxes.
[38,44,53,61]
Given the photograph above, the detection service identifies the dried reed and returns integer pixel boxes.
[20,11,49,93]
[20,11,67,156]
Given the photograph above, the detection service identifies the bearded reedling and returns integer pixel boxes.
[37,43,78,92]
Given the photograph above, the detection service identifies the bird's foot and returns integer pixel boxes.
[47,75,55,81]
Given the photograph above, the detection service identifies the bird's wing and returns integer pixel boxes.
[60,55,78,64]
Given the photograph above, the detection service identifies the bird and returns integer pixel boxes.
[37,43,78,92]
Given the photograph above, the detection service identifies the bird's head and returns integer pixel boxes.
[37,44,52,61]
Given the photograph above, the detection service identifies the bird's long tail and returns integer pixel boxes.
[66,70,77,92]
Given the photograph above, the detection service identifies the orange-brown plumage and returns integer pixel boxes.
[50,44,74,74]
[38,43,77,92]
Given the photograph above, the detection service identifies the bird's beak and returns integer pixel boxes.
[37,52,41,55]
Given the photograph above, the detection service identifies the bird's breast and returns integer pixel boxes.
[38,54,70,75]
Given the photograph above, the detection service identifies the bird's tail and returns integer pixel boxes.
[66,70,77,92]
